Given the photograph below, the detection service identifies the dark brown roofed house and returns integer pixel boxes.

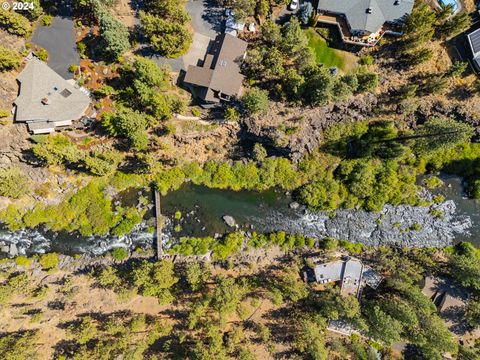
[184,34,248,107]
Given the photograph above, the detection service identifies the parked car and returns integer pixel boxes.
[289,0,299,10]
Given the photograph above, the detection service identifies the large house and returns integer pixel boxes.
[14,55,90,134]
[317,0,414,46]
[183,33,248,107]
[467,28,480,72]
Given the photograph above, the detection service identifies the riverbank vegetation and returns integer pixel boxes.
[0,179,146,236]
[0,236,478,359]
[3,116,478,236]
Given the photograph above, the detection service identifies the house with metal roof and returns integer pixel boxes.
[467,28,480,71]
[316,0,414,46]
[183,34,248,108]
[14,55,91,134]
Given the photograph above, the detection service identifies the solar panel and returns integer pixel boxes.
[468,29,480,55]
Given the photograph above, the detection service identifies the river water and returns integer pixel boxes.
[0,175,478,256]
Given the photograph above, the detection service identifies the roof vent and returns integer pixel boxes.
[394,0,400,5]
[41,97,51,105]
[366,7,372,13]
[220,60,228,67]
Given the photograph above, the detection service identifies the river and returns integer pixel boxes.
[0,175,478,256]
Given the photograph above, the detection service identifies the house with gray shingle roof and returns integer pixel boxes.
[317,0,414,46]
[14,55,90,134]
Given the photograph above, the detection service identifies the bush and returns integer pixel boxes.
[111,247,129,261]
[0,10,32,37]
[356,72,378,92]
[35,48,49,61]
[0,167,29,198]
[0,46,20,72]
[224,107,239,121]
[39,253,59,271]
[359,55,374,66]
[15,256,31,267]
[191,107,201,117]
[242,87,269,115]
[0,109,10,118]
[41,15,53,26]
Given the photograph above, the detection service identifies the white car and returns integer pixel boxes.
[289,0,299,10]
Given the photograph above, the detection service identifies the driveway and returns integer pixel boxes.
[31,8,79,80]
[146,0,223,72]
[147,33,212,72]
[275,2,296,24]
[186,0,223,37]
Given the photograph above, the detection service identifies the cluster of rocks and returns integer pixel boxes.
[262,200,471,248]
[0,241,17,257]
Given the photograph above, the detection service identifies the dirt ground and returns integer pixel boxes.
[0,30,26,122]
[0,248,296,359]
[111,0,137,28]
[0,268,167,359]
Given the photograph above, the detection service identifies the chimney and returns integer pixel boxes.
[41,97,51,105]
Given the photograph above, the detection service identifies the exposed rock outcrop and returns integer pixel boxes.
[241,94,378,162]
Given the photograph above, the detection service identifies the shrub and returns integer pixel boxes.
[15,256,31,267]
[0,46,20,72]
[224,107,239,121]
[359,55,374,66]
[35,48,49,61]
[0,10,32,37]
[0,167,29,198]
[0,109,10,118]
[242,87,269,115]
[356,72,378,92]
[111,247,129,261]
[41,14,53,26]
[191,107,201,117]
[39,253,59,270]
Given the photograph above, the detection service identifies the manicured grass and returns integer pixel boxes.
[304,28,358,73]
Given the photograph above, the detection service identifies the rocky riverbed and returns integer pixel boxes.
[260,200,471,248]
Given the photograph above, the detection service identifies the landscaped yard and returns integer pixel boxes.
[304,28,358,73]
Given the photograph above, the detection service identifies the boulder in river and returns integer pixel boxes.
[9,243,18,257]
[289,201,300,210]
[222,215,236,227]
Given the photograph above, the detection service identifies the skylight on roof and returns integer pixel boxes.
[60,89,72,98]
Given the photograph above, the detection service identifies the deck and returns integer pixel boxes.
[316,13,403,47]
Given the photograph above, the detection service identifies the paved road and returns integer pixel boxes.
[32,15,79,80]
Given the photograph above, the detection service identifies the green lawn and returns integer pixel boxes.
[304,28,358,73]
